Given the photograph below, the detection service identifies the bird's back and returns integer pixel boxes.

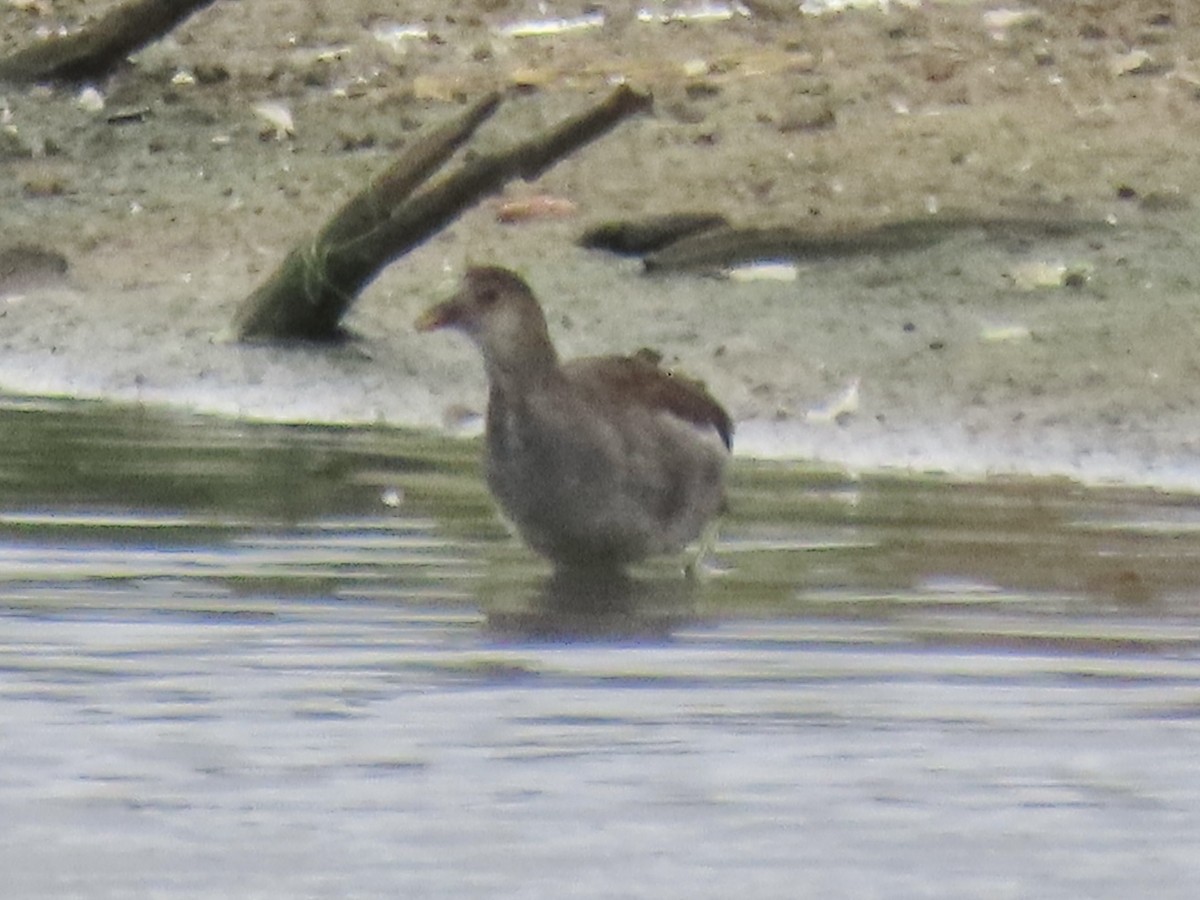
[485,352,730,570]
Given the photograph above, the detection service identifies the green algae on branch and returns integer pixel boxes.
[0,0,217,84]
[231,85,652,343]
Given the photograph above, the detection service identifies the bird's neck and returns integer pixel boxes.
[482,335,560,397]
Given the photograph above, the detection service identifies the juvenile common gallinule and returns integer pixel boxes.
[416,266,731,573]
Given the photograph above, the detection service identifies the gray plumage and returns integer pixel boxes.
[417,266,730,571]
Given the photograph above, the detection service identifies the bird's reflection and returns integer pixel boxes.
[484,566,701,641]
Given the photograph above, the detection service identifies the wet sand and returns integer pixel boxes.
[3,0,1200,486]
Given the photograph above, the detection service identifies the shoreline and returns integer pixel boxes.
[4,1,1200,492]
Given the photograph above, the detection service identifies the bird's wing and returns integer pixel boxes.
[563,353,733,451]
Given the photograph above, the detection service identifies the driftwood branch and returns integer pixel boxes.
[317,92,503,253]
[640,216,1105,272]
[232,85,652,342]
[0,0,217,83]
[580,212,1108,272]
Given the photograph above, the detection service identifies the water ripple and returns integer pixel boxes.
[1,399,1199,898]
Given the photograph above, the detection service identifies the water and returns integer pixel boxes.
[1,397,1198,899]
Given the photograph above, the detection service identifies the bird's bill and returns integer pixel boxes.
[414,299,464,332]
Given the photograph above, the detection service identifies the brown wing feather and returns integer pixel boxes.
[563,353,733,450]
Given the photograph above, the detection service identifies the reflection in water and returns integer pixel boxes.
[1,397,1200,898]
[485,567,700,641]
[3,396,1200,631]
[3,395,1200,645]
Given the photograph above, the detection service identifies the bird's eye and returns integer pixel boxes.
[477,287,499,308]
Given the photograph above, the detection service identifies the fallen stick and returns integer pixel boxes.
[640,215,1108,273]
[232,85,652,342]
[0,0,217,83]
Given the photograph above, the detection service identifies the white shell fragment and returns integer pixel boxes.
[800,0,904,13]
[807,378,860,424]
[372,23,430,52]
[1111,49,1156,77]
[314,45,353,63]
[637,2,743,24]
[254,102,295,140]
[982,8,1043,38]
[77,86,105,112]
[497,12,605,38]
[725,262,800,282]
[1007,260,1091,291]
[979,323,1033,343]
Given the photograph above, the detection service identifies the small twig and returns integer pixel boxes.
[0,0,217,84]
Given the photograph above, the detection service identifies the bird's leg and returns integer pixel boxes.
[684,520,722,581]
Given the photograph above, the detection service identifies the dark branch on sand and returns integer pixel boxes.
[231,85,652,343]
[0,0,217,84]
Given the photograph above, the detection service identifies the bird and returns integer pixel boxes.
[415,266,731,574]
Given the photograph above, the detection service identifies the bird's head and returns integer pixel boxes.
[416,267,557,379]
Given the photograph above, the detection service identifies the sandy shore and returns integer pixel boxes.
[3,1,1200,486]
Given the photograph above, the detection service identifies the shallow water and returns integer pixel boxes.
[1,397,1198,899]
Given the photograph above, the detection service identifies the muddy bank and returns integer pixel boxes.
[3,1,1200,487]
